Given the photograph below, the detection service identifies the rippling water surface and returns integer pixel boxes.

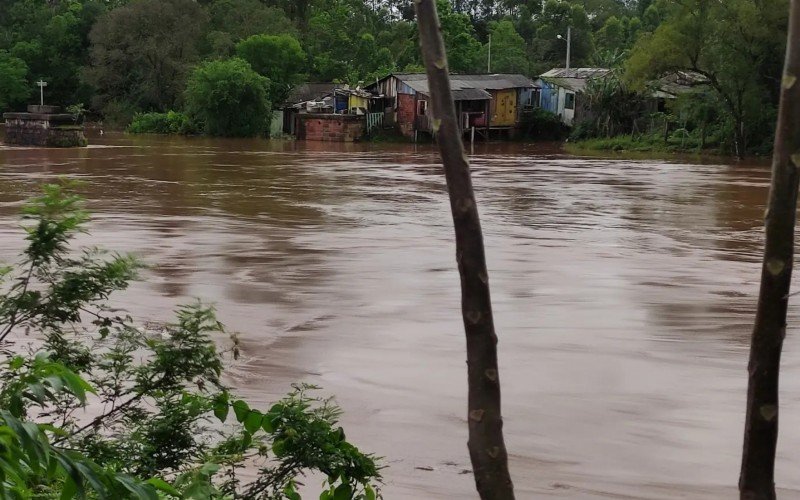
[1,133,798,498]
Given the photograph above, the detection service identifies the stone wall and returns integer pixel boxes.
[298,114,365,142]
[3,112,87,147]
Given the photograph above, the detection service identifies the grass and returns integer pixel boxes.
[566,133,721,157]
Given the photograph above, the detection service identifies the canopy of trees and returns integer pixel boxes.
[0,0,789,150]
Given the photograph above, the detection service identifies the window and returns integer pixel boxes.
[417,99,428,116]
[564,92,575,110]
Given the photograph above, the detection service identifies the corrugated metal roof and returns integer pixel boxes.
[389,73,536,100]
[656,71,709,97]
[398,77,491,100]
[540,68,612,79]
[393,73,536,90]
[539,68,612,92]
[285,83,345,105]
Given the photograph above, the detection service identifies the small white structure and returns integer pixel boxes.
[537,68,611,126]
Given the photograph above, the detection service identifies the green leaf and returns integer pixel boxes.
[9,395,23,418]
[212,393,229,423]
[243,411,262,434]
[146,478,181,496]
[261,416,275,433]
[116,475,158,500]
[232,400,250,422]
[272,439,286,457]
[284,481,301,500]
[333,483,353,500]
[60,476,78,500]
[9,357,24,370]
[199,462,220,476]
[365,485,376,500]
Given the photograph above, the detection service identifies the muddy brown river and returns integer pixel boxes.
[1,133,800,498]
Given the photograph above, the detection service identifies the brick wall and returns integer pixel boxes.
[298,114,366,142]
[397,93,416,137]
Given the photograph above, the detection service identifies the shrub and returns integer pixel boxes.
[127,111,197,134]
[0,181,382,498]
[184,58,271,137]
[236,34,306,104]
[521,108,568,140]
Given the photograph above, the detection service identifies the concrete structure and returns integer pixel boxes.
[3,105,87,147]
[537,68,612,126]
[296,114,365,142]
[282,83,376,141]
[368,73,538,140]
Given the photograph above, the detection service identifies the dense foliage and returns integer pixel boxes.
[0,182,382,498]
[0,0,790,150]
[185,58,272,137]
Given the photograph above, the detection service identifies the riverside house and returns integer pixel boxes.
[367,73,538,141]
[281,83,381,142]
[537,67,612,126]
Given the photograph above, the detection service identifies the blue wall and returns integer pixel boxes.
[537,80,559,114]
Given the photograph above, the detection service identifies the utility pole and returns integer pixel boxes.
[487,34,492,73]
[566,26,571,71]
[557,27,572,71]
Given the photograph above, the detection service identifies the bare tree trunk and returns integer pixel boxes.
[739,2,800,499]
[414,2,515,499]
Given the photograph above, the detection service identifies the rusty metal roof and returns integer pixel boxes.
[285,83,345,105]
[539,68,612,92]
[392,73,536,94]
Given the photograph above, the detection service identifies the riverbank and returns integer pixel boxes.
[562,136,775,165]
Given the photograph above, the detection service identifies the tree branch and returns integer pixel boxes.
[739,1,800,498]
[414,1,514,498]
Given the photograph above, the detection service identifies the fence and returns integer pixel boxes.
[366,113,384,134]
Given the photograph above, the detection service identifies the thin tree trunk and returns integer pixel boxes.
[414,2,515,499]
[739,1,800,498]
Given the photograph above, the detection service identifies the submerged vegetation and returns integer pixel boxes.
[0,181,382,498]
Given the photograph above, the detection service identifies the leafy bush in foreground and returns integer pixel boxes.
[0,181,381,499]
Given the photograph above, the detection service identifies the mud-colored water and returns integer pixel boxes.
[1,133,798,499]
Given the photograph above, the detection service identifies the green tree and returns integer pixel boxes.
[236,34,306,103]
[86,0,208,117]
[0,0,106,107]
[437,0,482,72]
[625,0,789,156]
[531,0,595,72]
[184,58,271,137]
[305,0,387,82]
[205,0,296,57]
[0,50,29,110]
[482,20,528,73]
[594,15,643,54]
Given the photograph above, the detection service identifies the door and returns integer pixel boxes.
[493,90,517,126]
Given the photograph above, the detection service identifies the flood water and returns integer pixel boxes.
[1,133,799,499]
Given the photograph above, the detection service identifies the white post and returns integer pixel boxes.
[471,126,475,144]
[566,26,571,71]
[36,80,48,106]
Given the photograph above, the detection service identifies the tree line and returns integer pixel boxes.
[0,0,791,153]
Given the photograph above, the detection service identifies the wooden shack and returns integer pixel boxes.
[368,73,538,140]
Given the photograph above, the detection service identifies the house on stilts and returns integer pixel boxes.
[367,73,539,141]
